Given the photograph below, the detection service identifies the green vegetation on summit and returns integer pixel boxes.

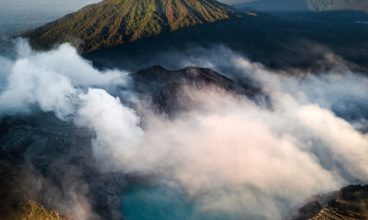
[23,0,239,52]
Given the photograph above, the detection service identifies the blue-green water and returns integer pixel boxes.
[121,184,245,220]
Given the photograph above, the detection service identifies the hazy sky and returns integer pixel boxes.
[0,0,101,37]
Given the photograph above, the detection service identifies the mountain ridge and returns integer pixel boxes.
[23,0,240,52]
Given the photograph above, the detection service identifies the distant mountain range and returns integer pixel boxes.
[234,0,368,12]
[307,0,368,11]
[23,0,239,52]
[235,0,307,11]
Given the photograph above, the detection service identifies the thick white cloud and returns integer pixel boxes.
[76,88,144,172]
[71,64,368,219]
[0,41,368,219]
[0,40,124,118]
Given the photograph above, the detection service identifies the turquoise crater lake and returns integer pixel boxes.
[121,184,245,220]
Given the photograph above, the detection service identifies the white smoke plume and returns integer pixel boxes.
[0,40,368,219]
[0,39,124,119]
[0,40,128,219]
[76,88,145,172]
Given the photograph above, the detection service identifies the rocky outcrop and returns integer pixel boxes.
[21,201,67,220]
[131,65,267,113]
[295,185,368,220]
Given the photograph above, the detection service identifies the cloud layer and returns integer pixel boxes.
[0,40,368,220]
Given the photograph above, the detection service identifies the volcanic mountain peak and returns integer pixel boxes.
[23,0,239,52]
